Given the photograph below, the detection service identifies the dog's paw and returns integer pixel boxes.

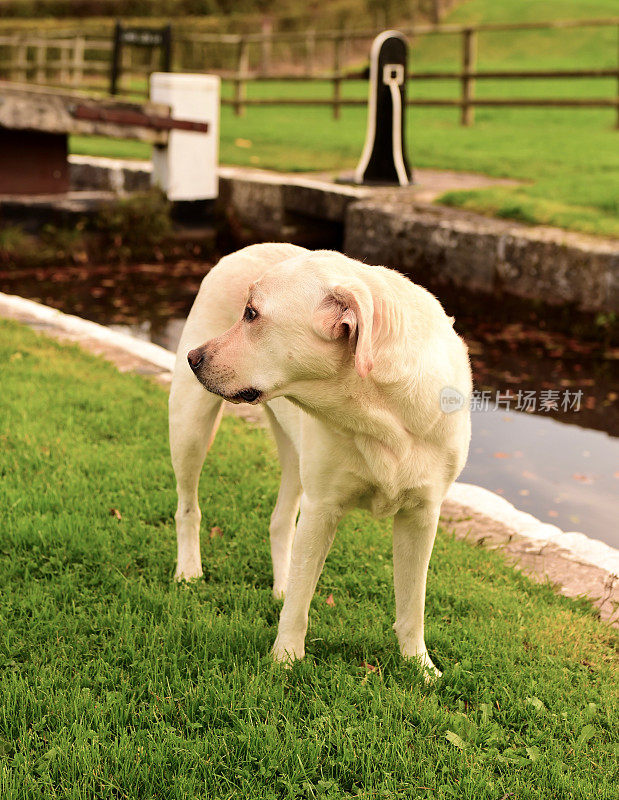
[271,637,304,667]
[174,565,203,582]
[421,660,442,682]
[401,646,442,681]
[272,583,286,601]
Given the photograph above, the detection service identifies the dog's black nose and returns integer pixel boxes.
[187,348,203,371]
[237,388,261,403]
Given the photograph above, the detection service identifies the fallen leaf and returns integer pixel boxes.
[518,489,530,496]
[526,745,541,762]
[526,696,546,712]
[325,593,335,607]
[571,473,593,484]
[493,452,510,459]
[547,510,559,518]
[576,724,595,748]
[210,526,222,540]
[360,661,378,685]
[110,508,122,520]
[446,730,466,749]
[234,138,252,148]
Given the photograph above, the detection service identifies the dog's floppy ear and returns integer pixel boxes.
[314,282,374,378]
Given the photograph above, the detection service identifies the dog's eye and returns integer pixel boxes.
[243,305,258,322]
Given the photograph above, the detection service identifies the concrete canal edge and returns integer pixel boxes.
[64,158,619,314]
[1,291,617,625]
[217,165,618,314]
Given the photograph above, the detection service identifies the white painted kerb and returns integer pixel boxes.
[447,482,619,575]
[0,292,175,372]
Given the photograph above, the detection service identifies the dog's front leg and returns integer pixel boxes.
[392,503,442,677]
[169,378,224,581]
[272,496,340,664]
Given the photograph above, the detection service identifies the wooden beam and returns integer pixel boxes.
[71,103,208,132]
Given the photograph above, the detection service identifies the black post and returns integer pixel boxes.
[110,21,122,95]
[161,24,172,72]
[354,30,412,186]
[110,22,173,96]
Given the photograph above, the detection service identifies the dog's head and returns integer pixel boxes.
[187,256,375,404]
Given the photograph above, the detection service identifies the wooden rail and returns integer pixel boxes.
[0,17,617,126]
[217,97,619,108]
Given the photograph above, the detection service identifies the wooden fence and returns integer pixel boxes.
[0,17,618,127]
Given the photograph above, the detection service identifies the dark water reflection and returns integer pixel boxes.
[2,261,617,549]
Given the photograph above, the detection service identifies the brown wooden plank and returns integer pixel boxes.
[71,104,209,133]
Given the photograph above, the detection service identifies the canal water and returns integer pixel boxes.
[2,260,617,550]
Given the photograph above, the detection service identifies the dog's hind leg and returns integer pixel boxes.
[264,406,302,600]
[169,374,224,581]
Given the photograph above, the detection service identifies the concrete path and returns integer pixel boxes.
[1,291,617,625]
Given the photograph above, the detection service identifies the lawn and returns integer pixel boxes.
[1,318,617,798]
[70,0,619,237]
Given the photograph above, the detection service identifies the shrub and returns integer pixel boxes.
[94,188,173,262]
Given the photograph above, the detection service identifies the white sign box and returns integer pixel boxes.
[150,72,220,201]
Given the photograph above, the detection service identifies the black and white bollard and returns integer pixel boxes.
[354,30,412,186]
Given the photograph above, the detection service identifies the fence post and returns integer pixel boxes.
[616,24,619,129]
[460,27,477,126]
[16,39,27,82]
[333,34,342,120]
[58,43,72,85]
[72,35,85,87]
[305,28,316,76]
[9,36,18,81]
[260,17,272,74]
[35,43,47,84]
[233,36,248,116]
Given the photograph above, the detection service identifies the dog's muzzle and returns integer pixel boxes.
[187,347,262,404]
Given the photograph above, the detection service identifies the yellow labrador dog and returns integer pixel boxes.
[169,243,471,675]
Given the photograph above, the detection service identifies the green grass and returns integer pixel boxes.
[70,134,151,161]
[1,318,618,798]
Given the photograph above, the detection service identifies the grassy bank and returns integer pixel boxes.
[0,318,617,798]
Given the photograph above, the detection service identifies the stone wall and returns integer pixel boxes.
[344,201,619,313]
